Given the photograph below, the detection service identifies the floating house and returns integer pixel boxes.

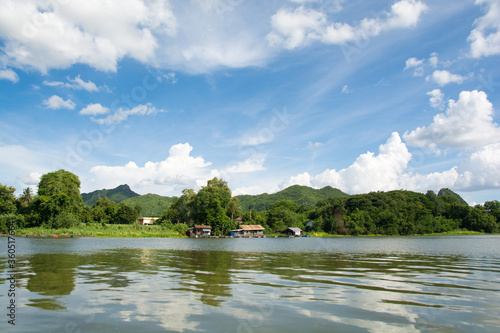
[189,225,212,237]
[283,227,302,237]
[230,225,265,237]
[137,217,159,225]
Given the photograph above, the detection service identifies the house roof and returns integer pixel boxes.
[286,227,302,232]
[194,225,212,229]
[240,225,265,231]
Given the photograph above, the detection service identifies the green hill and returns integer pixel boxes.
[236,185,349,212]
[438,188,468,205]
[122,194,175,217]
[82,184,139,206]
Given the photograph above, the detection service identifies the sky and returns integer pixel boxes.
[1,0,500,205]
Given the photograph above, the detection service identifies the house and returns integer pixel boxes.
[230,225,265,237]
[189,225,212,237]
[137,217,159,225]
[283,227,302,237]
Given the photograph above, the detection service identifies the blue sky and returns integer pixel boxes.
[1,0,500,204]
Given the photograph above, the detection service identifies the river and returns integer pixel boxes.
[1,235,500,332]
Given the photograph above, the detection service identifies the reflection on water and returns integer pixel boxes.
[1,236,500,332]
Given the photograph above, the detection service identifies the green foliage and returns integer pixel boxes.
[31,170,85,227]
[0,183,18,215]
[237,185,348,212]
[47,213,81,229]
[114,203,140,224]
[122,193,174,216]
[0,213,25,232]
[437,188,468,205]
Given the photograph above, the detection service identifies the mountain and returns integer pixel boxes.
[81,184,139,206]
[122,194,175,217]
[236,185,349,212]
[437,188,468,205]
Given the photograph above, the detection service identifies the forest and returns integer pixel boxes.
[1,169,499,236]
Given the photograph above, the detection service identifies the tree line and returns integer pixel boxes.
[1,169,499,235]
[0,170,141,231]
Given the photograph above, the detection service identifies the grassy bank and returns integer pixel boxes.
[14,224,187,238]
[8,226,489,238]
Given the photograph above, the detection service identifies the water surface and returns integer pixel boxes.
[1,236,500,332]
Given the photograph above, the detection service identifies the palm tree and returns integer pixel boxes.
[19,187,33,206]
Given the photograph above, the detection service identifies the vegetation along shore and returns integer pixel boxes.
[1,169,499,237]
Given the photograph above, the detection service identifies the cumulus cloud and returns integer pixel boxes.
[404,57,424,76]
[427,70,467,86]
[427,89,445,110]
[283,131,500,195]
[0,0,177,73]
[79,103,110,116]
[91,103,165,125]
[43,75,99,92]
[0,69,19,83]
[89,143,217,195]
[42,95,76,110]
[468,0,500,58]
[268,0,428,49]
[282,132,412,193]
[404,90,500,152]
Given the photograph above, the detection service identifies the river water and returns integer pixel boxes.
[1,235,500,332]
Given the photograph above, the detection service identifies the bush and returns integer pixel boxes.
[48,213,81,229]
[0,213,25,233]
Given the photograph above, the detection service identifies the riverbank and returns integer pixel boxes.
[11,224,187,238]
[4,225,488,238]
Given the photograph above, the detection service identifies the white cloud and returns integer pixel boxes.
[43,75,99,92]
[404,57,424,76]
[0,0,177,73]
[283,132,500,195]
[468,0,500,58]
[306,141,323,149]
[89,143,217,195]
[429,53,438,67]
[79,103,110,116]
[268,0,428,49]
[341,85,351,94]
[404,90,500,152]
[282,132,412,194]
[42,95,76,110]
[0,69,19,83]
[91,103,165,125]
[427,70,466,86]
[427,89,445,110]
[225,154,266,174]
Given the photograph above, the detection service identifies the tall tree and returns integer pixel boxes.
[0,183,17,215]
[33,170,85,227]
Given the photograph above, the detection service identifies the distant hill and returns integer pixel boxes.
[122,194,175,217]
[236,185,349,212]
[81,184,139,206]
[438,188,468,205]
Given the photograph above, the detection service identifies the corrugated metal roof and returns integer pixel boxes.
[240,225,265,230]
[286,227,302,232]
[194,225,212,229]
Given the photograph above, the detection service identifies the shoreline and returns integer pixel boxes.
[2,230,488,238]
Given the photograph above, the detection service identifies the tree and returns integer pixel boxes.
[114,203,139,224]
[32,170,85,227]
[226,197,240,220]
[0,183,17,215]
[92,197,118,224]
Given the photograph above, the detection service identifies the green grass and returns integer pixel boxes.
[14,224,187,238]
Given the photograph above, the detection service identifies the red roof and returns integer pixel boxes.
[239,225,265,231]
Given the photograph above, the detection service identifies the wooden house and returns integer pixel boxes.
[230,225,265,237]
